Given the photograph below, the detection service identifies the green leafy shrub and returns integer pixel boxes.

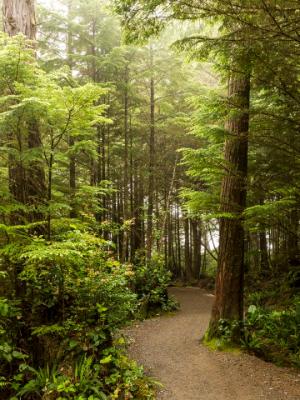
[0,230,159,398]
[16,231,137,359]
[0,297,28,396]
[15,344,155,399]
[132,256,178,317]
[204,299,300,367]
[242,301,300,367]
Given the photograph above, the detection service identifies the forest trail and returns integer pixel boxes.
[125,287,300,400]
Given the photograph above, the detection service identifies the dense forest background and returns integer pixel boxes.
[0,0,300,399]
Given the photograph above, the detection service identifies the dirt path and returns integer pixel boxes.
[126,287,300,400]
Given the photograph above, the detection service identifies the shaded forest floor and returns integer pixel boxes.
[125,287,300,400]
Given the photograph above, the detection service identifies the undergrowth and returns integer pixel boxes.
[242,300,300,367]
[0,227,175,399]
[204,297,300,368]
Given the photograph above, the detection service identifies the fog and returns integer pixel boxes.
[38,0,65,10]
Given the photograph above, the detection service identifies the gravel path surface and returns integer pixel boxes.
[126,287,300,400]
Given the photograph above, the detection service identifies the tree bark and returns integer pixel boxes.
[176,204,182,278]
[132,168,144,260]
[259,230,269,273]
[69,134,77,218]
[288,207,299,267]
[192,219,201,280]
[184,217,191,281]
[3,0,37,39]
[167,210,173,271]
[122,65,130,262]
[208,70,250,341]
[146,47,155,261]
[67,0,77,219]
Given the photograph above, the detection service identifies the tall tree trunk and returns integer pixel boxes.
[288,207,299,268]
[202,231,207,274]
[259,231,269,272]
[288,138,299,269]
[184,217,191,281]
[67,0,77,218]
[258,198,269,273]
[96,126,103,223]
[208,70,250,341]
[132,169,143,260]
[117,189,123,260]
[130,119,134,259]
[146,47,155,261]
[101,126,108,235]
[122,65,130,261]
[192,219,201,280]
[111,191,118,250]
[69,134,76,218]
[167,210,173,272]
[176,204,182,278]
[155,190,160,253]
[163,188,168,268]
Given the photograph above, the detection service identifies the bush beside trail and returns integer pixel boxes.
[0,228,175,399]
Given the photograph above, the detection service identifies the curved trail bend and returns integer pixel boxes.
[126,287,300,400]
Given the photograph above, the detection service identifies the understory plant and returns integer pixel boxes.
[14,344,155,400]
[242,301,300,367]
[204,299,300,368]
[131,255,178,317]
[0,228,157,399]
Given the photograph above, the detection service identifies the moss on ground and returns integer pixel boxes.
[202,332,241,354]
